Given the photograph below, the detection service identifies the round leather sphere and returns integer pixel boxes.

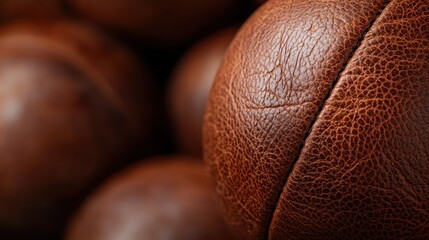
[68,0,242,47]
[0,21,154,238]
[203,0,429,239]
[66,157,234,240]
[168,28,236,156]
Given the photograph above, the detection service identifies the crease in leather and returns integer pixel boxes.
[265,0,393,238]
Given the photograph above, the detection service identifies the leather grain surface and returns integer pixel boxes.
[270,0,429,239]
[203,0,429,239]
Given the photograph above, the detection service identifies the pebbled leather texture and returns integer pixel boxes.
[203,0,429,239]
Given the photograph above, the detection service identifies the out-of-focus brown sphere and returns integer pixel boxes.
[0,0,64,21]
[0,21,154,238]
[66,157,234,240]
[68,0,242,47]
[168,28,236,156]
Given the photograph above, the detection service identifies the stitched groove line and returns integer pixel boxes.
[265,1,392,238]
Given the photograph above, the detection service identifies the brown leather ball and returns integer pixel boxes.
[203,0,429,239]
[168,28,236,156]
[0,21,154,238]
[67,0,242,47]
[66,157,234,240]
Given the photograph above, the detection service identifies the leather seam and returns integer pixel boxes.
[265,1,393,238]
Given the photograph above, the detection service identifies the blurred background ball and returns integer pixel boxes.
[168,28,236,156]
[68,0,244,47]
[66,157,234,240]
[0,0,65,21]
[0,20,155,238]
